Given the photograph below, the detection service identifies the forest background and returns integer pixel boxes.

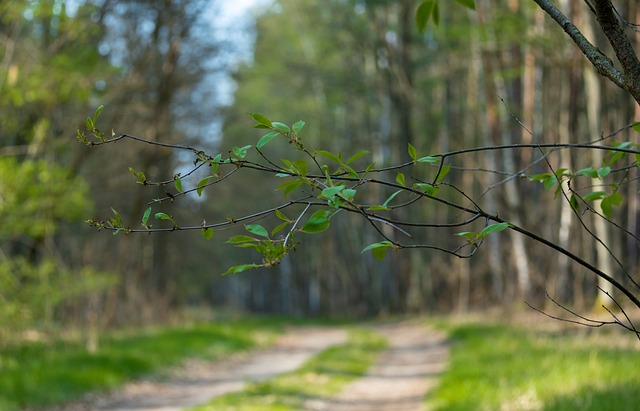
[2,0,640,345]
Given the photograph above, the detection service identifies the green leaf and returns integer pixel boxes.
[302,210,332,233]
[575,167,598,178]
[226,235,258,244]
[128,167,146,183]
[292,120,305,134]
[416,0,435,33]
[245,224,269,238]
[321,185,345,199]
[396,172,406,186]
[569,194,580,212]
[232,145,252,159]
[455,231,477,240]
[582,191,607,202]
[346,150,369,164]
[414,183,439,196]
[276,179,304,196]
[93,105,104,123]
[435,164,450,183]
[271,221,290,236]
[257,131,280,149]
[367,205,390,211]
[316,150,342,164]
[432,0,440,25]
[293,159,308,176]
[383,190,403,208]
[361,241,394,261]
[174,175,182,192]
[197,176,213,196]
[250,113,272,127]
[272,122,291,133]
[202,227,213,240]
[597,166,611,178]
[478,222,511,237]
[275,209,290,221]
[454,0,475,10]
[601,192,622,219]
[223,264,261,275]
[111,208,123,226]
[417,156,439,163]
[408,143,417,161]
[154,212,173,221]
[529,173,551,182]
[632,122,640,133]
[342,189,357,201]
[141,207,151,227]
[211,153,222,175]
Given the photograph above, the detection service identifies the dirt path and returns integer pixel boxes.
[45,327,348,411]
[43,322,448,411]
[305,322,449,411]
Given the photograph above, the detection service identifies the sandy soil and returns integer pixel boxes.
[40,322,449,411]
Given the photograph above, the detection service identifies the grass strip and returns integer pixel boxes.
[0,318,282,411]
[192,327,387,411]
[429,322,640,411]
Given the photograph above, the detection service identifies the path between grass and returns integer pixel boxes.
[45,327,347,411]
[43,322,449,411]
[305,322,449,411]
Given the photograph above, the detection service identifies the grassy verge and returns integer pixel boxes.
[428,321,640,411]
[0,318,284,411]
[192,328,387,411]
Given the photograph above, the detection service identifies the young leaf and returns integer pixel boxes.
[197,176,213,197]
[435,164,450,183]
[597,166,611,178]
[245,224,269,238]
[342,189,357,201]
[454,0,475,10]
[346,150,370,164]
[250,113,272,127]
[383,189,403,208]
[408,143,417,161]
[367,205,390,211]
[292,120,305,134]
[293,159,308,176]
[416,0,435,33]
[257,131,280,149]
[396,172,406,186]
[575,167,598,178]
[601,192,622,219]
[569,194,580,212]
[111,208,123,226]
[223,264,261,275]
[272,122,291,133]
[93,105,104,123]
[632,122,640,133]
[276,179,304,196]
[211,153,222,175]
[417,156,439,163]
[174,175,182,192]
[201,227,213,240]
[321,185,345,199]
[275,209,290,222]
[226,235,258,244]
[316,150,342,164]
[302,210,332,233]
[414,183,439,196]
[478,222,511,237]
[141,207,152,227]
[361,241,394,261]
[155,212,173,221]
[582,191,607,202]
[232,145,252,159]
[271,221,290,236]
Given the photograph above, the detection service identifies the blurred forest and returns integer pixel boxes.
[2,0,640,342]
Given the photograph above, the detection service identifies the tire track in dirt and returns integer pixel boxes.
[43,327,347,411]
[305,322,449,411]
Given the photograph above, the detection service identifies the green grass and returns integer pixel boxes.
[0,318,283,411]
[429,322,640,411]
[192,328,387,411]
